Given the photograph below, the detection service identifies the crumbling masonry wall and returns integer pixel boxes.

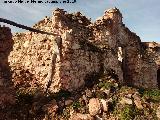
[92,8,158,88]
[9,32,56,92]
[91,8,124,84]
[142,42,160,88]
[121,31,157,88]
[9,9,102,93]
[8,8,159,93]
[48,9,102,92]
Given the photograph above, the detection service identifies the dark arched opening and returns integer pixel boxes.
[157,69,160,88]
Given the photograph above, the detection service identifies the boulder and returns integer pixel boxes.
[132,93,143,109]
[88,98,101,116]
[120,97,132,105]
[100,99,108,112]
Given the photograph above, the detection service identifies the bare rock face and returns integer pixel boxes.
[88,98,101,116]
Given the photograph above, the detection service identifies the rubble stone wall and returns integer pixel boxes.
[142,42,160,88]
[48,9,102,92]
[91,8,158,89]
[91,8,124,84]
[9,31,60,93]
[142,42,160,67]
[48,31,102,92]
[121,30,158,88]
[9,9,103,93]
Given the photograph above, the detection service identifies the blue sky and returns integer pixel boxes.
[0,0,160,42]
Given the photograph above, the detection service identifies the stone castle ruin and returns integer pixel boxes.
[0,8,160,100]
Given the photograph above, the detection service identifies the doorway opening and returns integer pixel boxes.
[157,69,160,88]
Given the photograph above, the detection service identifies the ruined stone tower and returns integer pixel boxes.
[7,8,159,94]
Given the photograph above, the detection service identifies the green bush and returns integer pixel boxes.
[98,81,113,89]
[119,86,137,93]
[72,101,81,110]
[142,89,160,102]
[120,105,136,120]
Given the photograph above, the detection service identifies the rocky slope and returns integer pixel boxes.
[2,73,160,120]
